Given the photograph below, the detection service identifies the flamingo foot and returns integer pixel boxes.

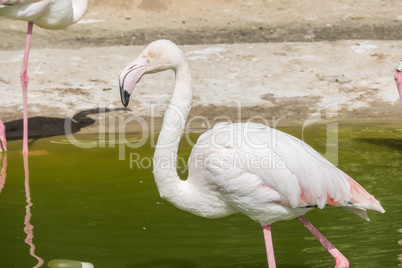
[298,216,349,268]
[334,255,350,268]
[0,120,7,152]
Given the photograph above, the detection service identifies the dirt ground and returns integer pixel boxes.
[0,0,401,137]
[3,0,402,48]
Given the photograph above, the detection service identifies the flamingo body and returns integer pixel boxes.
[185,121,383,225]
[119,40,385,267]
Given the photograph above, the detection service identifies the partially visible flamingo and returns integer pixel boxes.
[119,40,385,268]
[394,56,402,103]
[0,0,88,153]
[0,120,6,152]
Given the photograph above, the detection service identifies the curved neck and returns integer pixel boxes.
[72,0,88,23]
[153,61,192,202]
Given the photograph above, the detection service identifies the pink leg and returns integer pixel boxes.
[21,21,34,154]
[262,225,276,268]
[298,216,349,268]
[0,119,6,152]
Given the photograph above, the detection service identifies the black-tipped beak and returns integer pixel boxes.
[118,56,148,107]
[120,86,131,107]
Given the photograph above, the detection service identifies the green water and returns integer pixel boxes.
[0,124,401,268]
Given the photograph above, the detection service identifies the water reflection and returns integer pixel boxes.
[399,228,402,266]
[0,152,44,267]
[1,152,95,268]
[48,259,94,268]
[0,153,6,193]
[0,128,400,267]
[23,154,44,267]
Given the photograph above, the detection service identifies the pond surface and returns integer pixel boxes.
[0,124,401,268]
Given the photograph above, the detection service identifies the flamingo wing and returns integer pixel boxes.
[0,0,37,5]
[0,0,81,29]
[192,122,384,223]
[0,0,52,23]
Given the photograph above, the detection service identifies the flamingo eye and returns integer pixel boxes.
[150,53,156,58]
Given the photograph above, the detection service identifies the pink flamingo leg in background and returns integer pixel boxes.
[394,56,402,104]
[298,216,349,268]
[20,21,34,154]
[262,225,277,268]
[0,119,6,152]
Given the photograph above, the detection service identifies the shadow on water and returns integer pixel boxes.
[128,258,196,268]
[4,107,129,141]
[355,138,402,151]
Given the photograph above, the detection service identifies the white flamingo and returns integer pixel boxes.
[119,40,385,268]
[0,0,88,153]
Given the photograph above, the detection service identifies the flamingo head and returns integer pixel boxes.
[119,40,186,107]
[394,56,402,105]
